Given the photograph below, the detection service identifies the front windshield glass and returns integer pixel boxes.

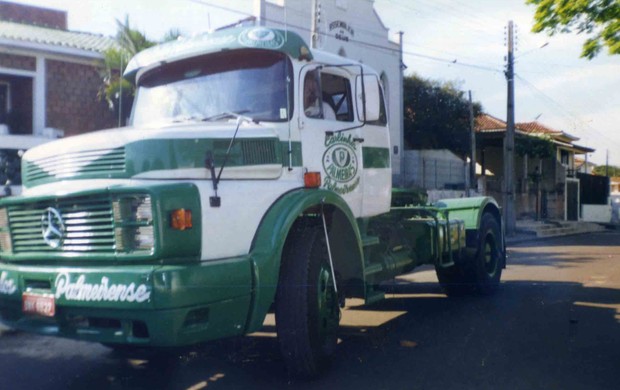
[131,49,292,126]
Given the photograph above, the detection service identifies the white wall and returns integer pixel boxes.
[403,149,467,190]
[581,204,612,223]
[256,0,403,176]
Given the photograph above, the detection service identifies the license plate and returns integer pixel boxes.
[22,292,56,317]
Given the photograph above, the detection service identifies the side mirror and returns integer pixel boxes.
[356,75,380,122]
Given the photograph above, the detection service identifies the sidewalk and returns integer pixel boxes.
[506,219,608,246]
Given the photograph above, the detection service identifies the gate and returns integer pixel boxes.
[566,179,579,221]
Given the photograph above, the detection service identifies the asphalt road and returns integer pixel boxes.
[1,230,619,390]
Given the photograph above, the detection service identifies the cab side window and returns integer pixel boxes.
[303,70,323,119]
[321,73,353,122]
[303,70,352,122]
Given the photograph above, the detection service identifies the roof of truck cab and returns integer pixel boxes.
[124,26,313,82]
[310,49,377,74]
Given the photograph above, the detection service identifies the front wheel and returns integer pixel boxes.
[275,224,341,379]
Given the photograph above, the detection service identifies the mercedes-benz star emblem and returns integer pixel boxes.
[41,207,65,248]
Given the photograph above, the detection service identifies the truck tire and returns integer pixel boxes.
[435,212,502,296]
[435,260,474,296]
[470,212,502,295]
[275,224,341,379]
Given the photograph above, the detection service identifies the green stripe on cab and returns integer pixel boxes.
[363,147,390,169]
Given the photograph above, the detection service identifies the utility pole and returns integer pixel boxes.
[399,31,406,188]
[606,149,609,176]
[311,0,320,49]
[504,21,516,235]
[469,90,476,194]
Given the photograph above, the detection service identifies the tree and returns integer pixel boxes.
[100,16,156,124]
[527,0,620,59]
[515,134,555,158]
[403,74,482,158]
[592,165,620,176]
[101,19,185,124]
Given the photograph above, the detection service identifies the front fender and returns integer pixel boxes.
[244,188,363,333]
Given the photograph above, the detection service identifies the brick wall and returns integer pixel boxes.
[0,1,67,30]
[0,53,35,71]
[45,59,117,136]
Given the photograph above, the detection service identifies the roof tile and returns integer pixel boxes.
[0,20,117,53]
[515,121,562,135]
[475,113,506,132]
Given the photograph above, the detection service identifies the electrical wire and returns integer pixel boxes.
[186,0,504,74]
[515,74,620,150]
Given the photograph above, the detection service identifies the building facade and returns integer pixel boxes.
[475,113,595,221]
[0,1,117,138]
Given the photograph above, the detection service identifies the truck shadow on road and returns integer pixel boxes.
[2,277,617,390]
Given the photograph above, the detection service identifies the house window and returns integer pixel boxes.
[560,149,570,166]
[0,75,33,134]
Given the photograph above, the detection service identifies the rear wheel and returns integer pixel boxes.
[436,212,502,296]
[275,224,341,379]
[471,213,502,295]
[435,260,474,296]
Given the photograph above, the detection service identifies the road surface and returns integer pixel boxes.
[1,230,619,389]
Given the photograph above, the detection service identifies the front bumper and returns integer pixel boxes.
[0,257,252,346]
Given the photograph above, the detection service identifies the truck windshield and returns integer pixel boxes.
[131,49,293,126]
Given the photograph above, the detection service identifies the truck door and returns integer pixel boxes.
[299,68,364,217]
[356,75,392,217]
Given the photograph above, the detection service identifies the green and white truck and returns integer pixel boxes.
[0,27,505,377]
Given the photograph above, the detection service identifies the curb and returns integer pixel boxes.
[507,229,608,246]
[0,323,16,336]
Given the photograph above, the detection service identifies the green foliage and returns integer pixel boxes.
[403,74,482,158]
[592,165,620,176]
[162,28,183,43]
[100,16,156,123]
[526,0,620,59]
[515,134,555,158]
[0,150,21,185]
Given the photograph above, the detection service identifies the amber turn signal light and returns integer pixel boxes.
[304,171,321,188]
[171,209,192,230]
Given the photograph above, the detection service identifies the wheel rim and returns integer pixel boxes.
[317,263,340,348]
[483,234,498,277]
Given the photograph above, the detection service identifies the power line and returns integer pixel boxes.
[382,0,505,45]
[402,50,502,73]
[185,0,503,74]
[515,74,620,150]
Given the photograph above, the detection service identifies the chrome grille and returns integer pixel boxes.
[7,195,115,253]
[24,147,126,182]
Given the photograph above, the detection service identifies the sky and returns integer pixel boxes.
[11,0,620,166]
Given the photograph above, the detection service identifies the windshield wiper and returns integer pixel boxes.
[204,114,256,207]
[202,110,258,124]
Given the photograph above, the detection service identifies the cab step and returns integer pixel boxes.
[362,235,380,247]
[364,287,385,305]
[364,262,383,277]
